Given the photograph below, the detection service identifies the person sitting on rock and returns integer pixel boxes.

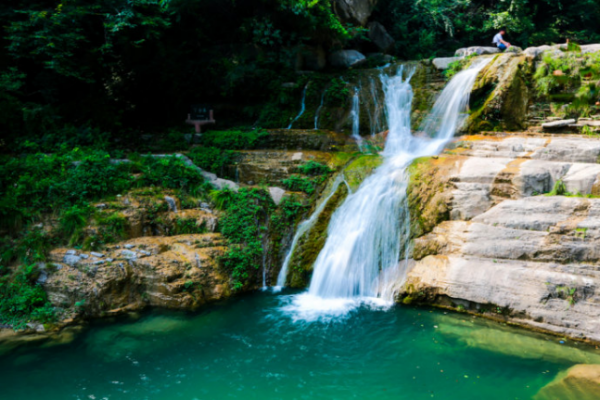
[493,29,511,51]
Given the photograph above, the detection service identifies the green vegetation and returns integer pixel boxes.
[533,49,600,117]
[283,175,318,195]
[296,161,332,176]
[376,0,600,60]
[211,188,274,291]
[0,264,56,329]
[283,161,332,194]
[444,54,476,80]
[172,218,207,235]
[324,78,350,107]
[545,180,570,196]
[198,129,269,150]
[188,147,235,177]
[209,187,309,291]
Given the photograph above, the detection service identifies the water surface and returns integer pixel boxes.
[1,290,599,400]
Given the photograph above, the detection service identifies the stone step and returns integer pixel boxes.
[448,135,600,164]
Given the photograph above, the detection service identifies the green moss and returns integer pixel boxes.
[287,183,349,288]
[214,188,274,291]
[343,154,383,191]
[407,157,451,240]
[0,264,56,329]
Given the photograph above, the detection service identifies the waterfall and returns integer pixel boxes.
[282,59,492,317]
[368,78,383,136]
[314,90,326,130]
[164,196,178,213]
[350,87,363,150]
[287,84,309,129]
[274,175,345,290]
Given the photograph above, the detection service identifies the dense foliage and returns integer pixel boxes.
[376,0,600,60]
[2,0,599,147]
[533,49,600,116]
[211,188,274,290]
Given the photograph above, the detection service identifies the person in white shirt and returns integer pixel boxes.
[492,29,511,51]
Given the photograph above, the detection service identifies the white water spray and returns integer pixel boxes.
[350,87,363,150]
[368,78,383,136]
[274,174,346,290]
[282,58,492,318]
[314,90,326,130]
[287,84,309,130]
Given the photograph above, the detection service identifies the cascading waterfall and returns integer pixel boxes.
[368,78,383,136]
[287,83,309,129]
[350,87,363,150]
[282,58,492,316]
[314,90,326,130]
[274,174,345,290]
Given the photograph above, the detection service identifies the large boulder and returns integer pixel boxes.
[432,57,461,70]
[329,49,367,68]
[581,44,600,54]
[332,0,378,26]
[455,46,500,57]
[535,364,600,400]
[401,134,600,343]
[542,119,576,130]
[465,53,531,132]
[524,45,552,59]
[368,22,395,53]
[504,46,523,54]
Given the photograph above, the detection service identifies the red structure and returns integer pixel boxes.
[186,109,215,133]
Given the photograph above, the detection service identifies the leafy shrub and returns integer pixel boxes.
[444,54,476,79]
[172,218,207,235]
[59,204,92,245]
[324,78,349,107]
[95,212,129,244]
[215,188,273,290]
[60,154,130,203]
[0,264,55,329]
[138,156,204,195]
[282,175,316,194]
[155,130,189,152]
[199,129,268,150]
[296,161,331,176]
[188,146,235,177]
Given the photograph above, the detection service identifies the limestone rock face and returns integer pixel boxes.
[332,0,378,26]
[45,235,231,320]
[455,47,500,57]
[368,22,395,53]
[432,57,461,70]
[524,45,552,59]
[535,364,600,400]
[581,44,600,54]
[542,119,577,130]
[403,134,600,343]
[329,50,367,69]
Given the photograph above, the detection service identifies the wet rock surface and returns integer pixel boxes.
[45,234,231,319]
[535,364,600,400]
[403,134,600,343]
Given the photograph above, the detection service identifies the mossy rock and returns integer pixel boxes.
[287,183,349,288]
[407,156,454,239]
[465,54,532,133]
[343,154,383,191]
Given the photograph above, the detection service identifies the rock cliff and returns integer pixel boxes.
[402,133,600,343]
